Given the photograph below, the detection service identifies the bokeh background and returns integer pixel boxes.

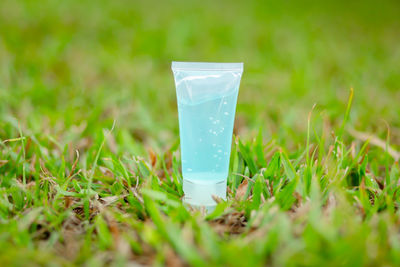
[1,0,399,152]
[1,0,400,265]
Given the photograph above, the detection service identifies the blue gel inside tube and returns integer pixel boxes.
[172,62,243,208]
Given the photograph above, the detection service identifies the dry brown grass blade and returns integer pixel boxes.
[165,246,185,267]
[64,196,74,209]
[348,128,400,161]
[67,150,80,179]
[211,194,223,204]
[0,160,8,167]
[104,212,120,247]
[235,179,249,200]
[29,154,37,173]
[148,148,157,168]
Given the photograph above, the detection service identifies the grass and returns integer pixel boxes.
[1,0,400,266]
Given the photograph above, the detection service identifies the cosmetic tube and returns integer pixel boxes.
[171,62,243,209]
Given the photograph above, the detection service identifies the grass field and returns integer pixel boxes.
[1,0,400,266]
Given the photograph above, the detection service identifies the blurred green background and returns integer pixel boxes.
[1,0,399,151]
[1,0,400,266]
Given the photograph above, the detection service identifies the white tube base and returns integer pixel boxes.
[182,179,226,209]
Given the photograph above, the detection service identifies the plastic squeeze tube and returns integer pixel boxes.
[171,62,243,209]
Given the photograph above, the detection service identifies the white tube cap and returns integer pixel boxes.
[183,179,227,208]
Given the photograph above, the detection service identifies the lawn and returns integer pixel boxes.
[1,0,400,266]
